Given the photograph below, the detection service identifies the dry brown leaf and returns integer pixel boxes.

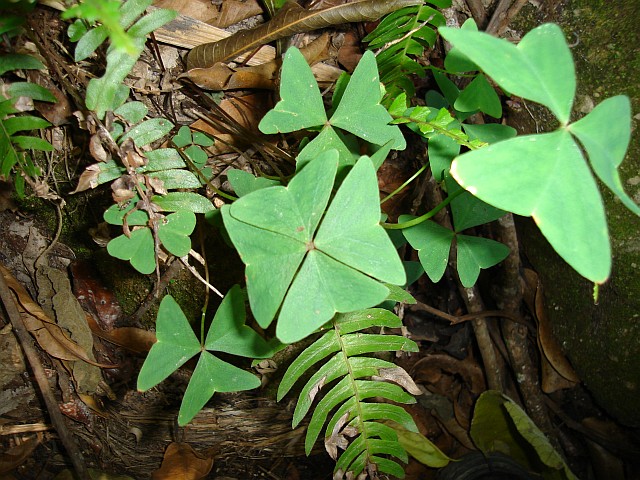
[86,315,156,354]
[324,411,354,460]
[535,282,579,383]
[372,367,422,395]
[186,33,330,90]
[27,70,72,126]
[153,0,218,24]
[523,269,579,392]
[36,264,105,393]
[187,0,422,68]
[540,354,578,393]
[411,353,485,395]
[211,0,263,28]
[0,435,40,475]
[307,374,328,404]
[336,30,362,72]
[151,442,214,480]
[70,165,100,194]
[0,265,116,368]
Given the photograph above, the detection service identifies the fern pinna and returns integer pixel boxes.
[277,308,421,479]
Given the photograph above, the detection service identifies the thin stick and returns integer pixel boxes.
[486,0,529,35]
[465,0,487,28]
[496,214,560,449]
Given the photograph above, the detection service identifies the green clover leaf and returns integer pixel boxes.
[454,74,502,119]
[107,227,156,274]
[568,95,639,216]
[450,130,609,282]
[222,151,405,344]
[440,23,575,124]
[401,217,509,288]
[227,169,280,197]
[138,287,277,426]
[137,295,202,392]
[157,210,196,257]
[439,23,638,283]
[258,47,327,133]
[259,47,405,173]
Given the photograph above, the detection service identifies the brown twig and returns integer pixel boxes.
[496,214,560,448]
[0,265,89,479]
[486,0,529,35]
[465,0,487,28]
[413,299,531,328]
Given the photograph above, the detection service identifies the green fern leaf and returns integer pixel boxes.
[279,308,420,478]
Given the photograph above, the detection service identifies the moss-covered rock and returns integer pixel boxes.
[514,0,640,426]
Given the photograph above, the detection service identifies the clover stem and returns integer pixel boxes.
[380,162,428,205]
[382,188,465,230]
[172,141,238,201]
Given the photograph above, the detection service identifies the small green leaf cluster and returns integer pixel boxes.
[385,91,514,287]
[64,0,176,118]
[0,50,55,197]
[98,118,215,274]
[363,0,451,103]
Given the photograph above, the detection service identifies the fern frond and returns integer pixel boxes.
[0,71,54,197]
[278,308,420,478]
[364,1,450,102]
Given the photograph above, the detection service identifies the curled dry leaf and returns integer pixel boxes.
[307,374,328,404]
[523,269,579,392]
[325,411,356,460]
[336,31,362,72]
[154,0,220,25]
[0,265,115,368]
[185,33,330,91]
[89,133,109,162]
[111,175,139,203]
[189,93,271,154]
[120,138,147,170]
[0,434,40,475]
[85,315,156,354]
[211,0,263,28]
[24,69,72,126]
[372,367,422,395]
[186,0,423,68]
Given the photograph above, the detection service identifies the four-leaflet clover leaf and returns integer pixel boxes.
[221,150,406,344]
[137,285,277,425]
[258,47,405,173]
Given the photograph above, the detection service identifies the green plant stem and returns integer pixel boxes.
[173,142,238,201]
[380,162,428,205]
[382,188,465,230]
[392,115,484,150]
